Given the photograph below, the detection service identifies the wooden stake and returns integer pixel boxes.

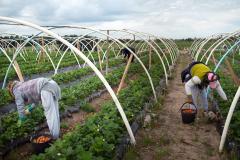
[149,41,152,70]
[225,58,240,85]
[232,52,235,64]
[211,53,217,66]
[77,40,80,50]
[104,47,109,74]
[13,60,24,82]
[42,37,45,59]
[97,45,103,72]
[38,37,45,63]
[116,54,133,95]
[106,30,110,75]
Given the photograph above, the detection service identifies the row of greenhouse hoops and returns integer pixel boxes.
[0,16,179,151]
[189,31,240,155]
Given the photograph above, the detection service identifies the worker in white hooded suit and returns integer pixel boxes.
[7,78,61,139]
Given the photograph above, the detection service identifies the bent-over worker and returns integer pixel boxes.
[7,77,61,139]
[120,47,135,62]
[182,62,227,116]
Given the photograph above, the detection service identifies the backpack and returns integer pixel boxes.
[181,61,205,83]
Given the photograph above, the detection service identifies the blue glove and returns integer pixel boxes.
[17,116,26,127]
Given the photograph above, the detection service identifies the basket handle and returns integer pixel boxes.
[179,102,197,112]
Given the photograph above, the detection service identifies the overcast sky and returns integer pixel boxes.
[0,0,239,38]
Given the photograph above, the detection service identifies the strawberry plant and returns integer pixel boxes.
[0,55,152,148]
[30,55,164,159]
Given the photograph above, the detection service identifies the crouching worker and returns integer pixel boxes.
[181,61,227,118]
[120,47,135,62]
[7,78,61,139]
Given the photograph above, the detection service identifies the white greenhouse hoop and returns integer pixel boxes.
[0,16,136,144]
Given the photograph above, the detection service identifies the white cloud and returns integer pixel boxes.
[0,0,239,38]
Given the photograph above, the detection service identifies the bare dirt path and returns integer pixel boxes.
[125,51,224,160]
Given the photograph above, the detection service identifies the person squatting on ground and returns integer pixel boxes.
[120,47,135,62]
[181,61,227,119]
[7,77,61,139]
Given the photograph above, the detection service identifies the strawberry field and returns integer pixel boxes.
[190,38,240,159]
[0,18,178,160]
[1,16,240,160]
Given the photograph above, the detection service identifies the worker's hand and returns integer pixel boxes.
[208,111,217,121]
[185,95,193,104]
[24,104,34,115]
[17,116,26,127]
